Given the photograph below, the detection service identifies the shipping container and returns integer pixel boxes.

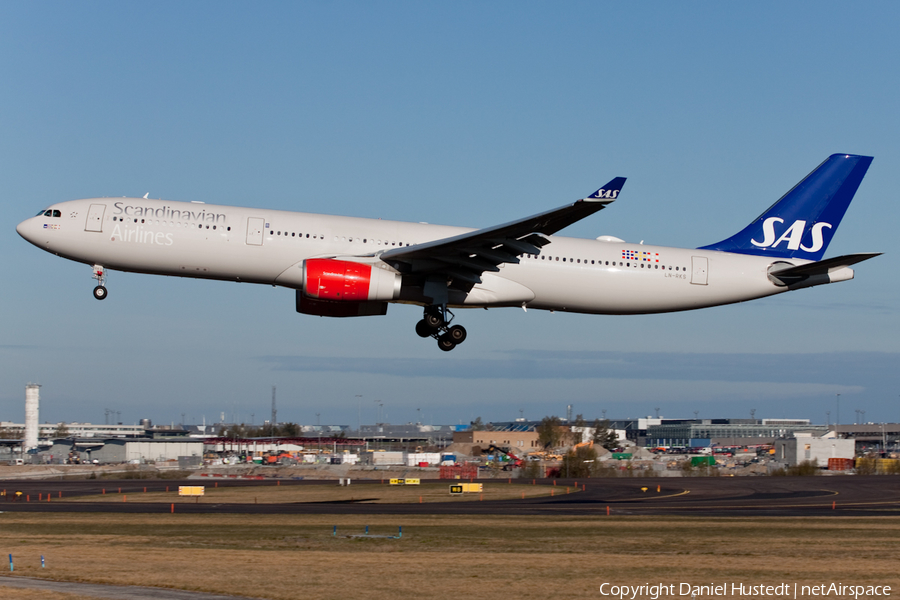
[827,458,854,471]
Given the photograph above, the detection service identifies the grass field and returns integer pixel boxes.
[57,481,566,504]
[0,511,898,600]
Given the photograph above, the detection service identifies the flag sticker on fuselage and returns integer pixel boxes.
[622,249,659,262]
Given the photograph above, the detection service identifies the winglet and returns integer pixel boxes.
[585,177,626,202]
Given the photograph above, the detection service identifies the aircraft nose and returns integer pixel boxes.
[17,217,35,242]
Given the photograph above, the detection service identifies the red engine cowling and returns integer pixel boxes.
[303,259,401,302]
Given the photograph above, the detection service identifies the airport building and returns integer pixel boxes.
[833,423,900,452]
[773,435,856,467]
[452,428,545,450]
[643,419,828,447]
[0,421,147,439]
[47,438,203,465]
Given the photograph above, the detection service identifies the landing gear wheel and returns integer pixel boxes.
[424,311,444,330]
[448,324,467,344]
[93,285,108,300]
[437,335,456,352]
[415,320,433,338]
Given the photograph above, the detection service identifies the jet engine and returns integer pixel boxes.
[302,258,401,302]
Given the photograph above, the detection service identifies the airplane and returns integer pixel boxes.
[17,154,878,352]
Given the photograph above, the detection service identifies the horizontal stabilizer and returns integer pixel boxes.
[768,252,881,286]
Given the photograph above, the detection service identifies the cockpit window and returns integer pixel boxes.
[37,209,48,216]
[52,210,61,217]
[38,209,62,217]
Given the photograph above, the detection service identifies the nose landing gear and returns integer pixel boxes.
[415,306,467,351]
[91,265,108,300]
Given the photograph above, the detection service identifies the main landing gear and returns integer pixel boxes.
[415,306,467,352]
[91,264,108,300]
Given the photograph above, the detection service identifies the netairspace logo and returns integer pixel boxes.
[598,582,891,600]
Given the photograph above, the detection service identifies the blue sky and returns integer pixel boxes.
[2,3,898,428]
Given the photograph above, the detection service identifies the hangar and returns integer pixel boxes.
[47,438,203,465]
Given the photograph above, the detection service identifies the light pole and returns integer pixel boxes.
[836,394,841,428]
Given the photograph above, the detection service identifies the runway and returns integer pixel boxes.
[1,476,899,517]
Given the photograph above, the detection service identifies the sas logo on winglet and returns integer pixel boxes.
[751,218,832,253]
[589,189,619,200]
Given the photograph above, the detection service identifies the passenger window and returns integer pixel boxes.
[562,258,566,262]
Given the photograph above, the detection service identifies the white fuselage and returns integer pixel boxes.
[17,197,830,315]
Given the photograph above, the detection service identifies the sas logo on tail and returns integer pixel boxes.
[590,189,620,200]
[751,218,831,252]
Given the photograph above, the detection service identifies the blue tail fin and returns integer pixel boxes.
[699,154,872,261]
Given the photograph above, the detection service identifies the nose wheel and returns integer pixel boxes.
[91,264,108,300]
[415,306,467,351]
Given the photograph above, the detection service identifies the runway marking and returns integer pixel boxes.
[623,489,691,501]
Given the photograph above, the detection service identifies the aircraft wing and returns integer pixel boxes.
[379,177,626,285]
